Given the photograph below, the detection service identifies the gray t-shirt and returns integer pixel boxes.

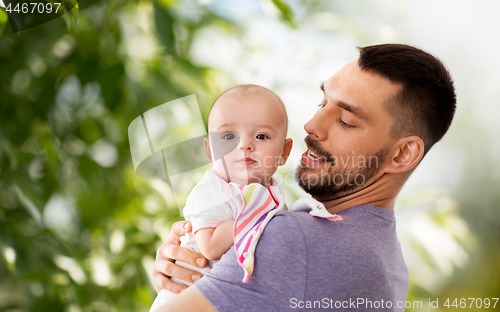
[195,200,409,311]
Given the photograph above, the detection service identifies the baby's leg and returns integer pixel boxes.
[150,289,177,312]
[149,260,212,311]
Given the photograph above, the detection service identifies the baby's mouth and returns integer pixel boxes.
[237,157,257,166]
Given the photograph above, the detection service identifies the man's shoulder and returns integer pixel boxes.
[262,210,341,245]
[263,200,398,251]
[249,211,312,266]
[265,207,326,226]
[259,211,308,240]
[258,209,344,252]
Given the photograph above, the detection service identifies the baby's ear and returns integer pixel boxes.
[279,138,293,166]
[203,137,213,164]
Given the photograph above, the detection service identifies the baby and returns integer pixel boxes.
[150,84,293,311]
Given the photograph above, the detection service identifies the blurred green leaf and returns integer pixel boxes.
[0,8,8,35]
[271,0,296,27]
[154,1,176,55]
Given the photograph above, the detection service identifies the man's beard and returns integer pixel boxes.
[296,135,389,200]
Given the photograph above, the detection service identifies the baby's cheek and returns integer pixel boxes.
[262,155,280,170]
[212,159,231,177]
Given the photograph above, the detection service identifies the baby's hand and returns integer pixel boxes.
[152,221,208,294]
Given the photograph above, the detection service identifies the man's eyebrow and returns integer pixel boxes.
[336,101,371,122]
[320,81,371,122]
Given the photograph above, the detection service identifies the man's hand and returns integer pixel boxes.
[153,221,208,294]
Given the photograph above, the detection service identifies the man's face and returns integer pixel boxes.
[296,60,401,201]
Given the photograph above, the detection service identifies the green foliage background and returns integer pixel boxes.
[0,0,242,310]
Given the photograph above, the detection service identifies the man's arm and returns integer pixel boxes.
[152,221,208,293]
[155,213,307,311]
[186,213,307,311]
[156,285,216,312]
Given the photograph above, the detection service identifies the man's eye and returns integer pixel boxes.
[223,133,236,140]
[339,119,355,128]
[317,102,326,108]
[256,134,269,140]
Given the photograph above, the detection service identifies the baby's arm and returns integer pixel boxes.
[194,220,235,261]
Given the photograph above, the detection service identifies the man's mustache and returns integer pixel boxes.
[304,135,335,164]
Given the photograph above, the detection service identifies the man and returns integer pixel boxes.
[152,44,456,311]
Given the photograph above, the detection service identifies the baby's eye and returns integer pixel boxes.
[256,134,269,140]
[222,133,236,140]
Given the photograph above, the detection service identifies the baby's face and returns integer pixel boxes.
[205,91,290,187]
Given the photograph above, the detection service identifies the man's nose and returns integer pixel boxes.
[304,109,327,141]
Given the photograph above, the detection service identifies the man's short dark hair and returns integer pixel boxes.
[358,44,456,155]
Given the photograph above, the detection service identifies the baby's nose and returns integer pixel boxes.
[238,138,254,150]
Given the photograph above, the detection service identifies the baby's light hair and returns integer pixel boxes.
[207,84,289,134]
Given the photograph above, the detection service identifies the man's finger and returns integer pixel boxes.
[154,273,189,294]
[165,261,203,283]
[153,259,203,289]
[161,244,207,269]
[152,220,208,293]
[169,221,192,241]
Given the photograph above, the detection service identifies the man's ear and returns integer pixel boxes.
[278,138,293,166]
[203,137,213,164]
[385,135,424,173]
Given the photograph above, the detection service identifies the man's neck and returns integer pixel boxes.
[319,173,403,214]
